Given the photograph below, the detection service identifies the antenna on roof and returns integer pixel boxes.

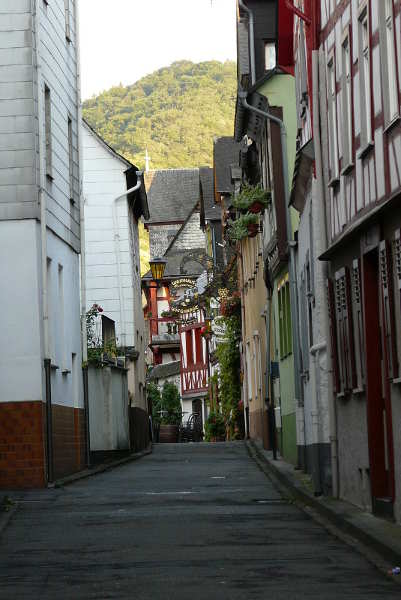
[145,148,151,172]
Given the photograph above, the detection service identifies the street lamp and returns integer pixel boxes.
[149,257,167,281]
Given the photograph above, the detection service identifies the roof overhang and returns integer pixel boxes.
[289,139,315,212]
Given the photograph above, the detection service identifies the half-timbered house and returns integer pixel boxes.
[318,0,401,523]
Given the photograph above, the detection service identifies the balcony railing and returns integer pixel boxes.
[148,317,180,344]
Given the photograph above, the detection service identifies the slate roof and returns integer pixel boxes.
[199,167,220,223]
[147,360,181,382]
[213,137,241,195]
[144,169,200,224]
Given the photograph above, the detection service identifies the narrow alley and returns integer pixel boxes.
[0,443,398,599]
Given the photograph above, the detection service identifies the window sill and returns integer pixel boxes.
[50,363,59,370]
[357,141,374,160]
[62,368,71,375]
[384,115,401,134]
[391,376,401,385]
[341,162,354,176]
[352,387,364,395]
[328,176,340,189]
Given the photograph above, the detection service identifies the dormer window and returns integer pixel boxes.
[264,42,276,71]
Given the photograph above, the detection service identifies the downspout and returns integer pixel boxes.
[312,51,338,497]
[238,0,256,85]
[112,179,142,349]
[34,0,53,483]
[310,341,326,495]
[76,0,91,468]
[239,90,303,432]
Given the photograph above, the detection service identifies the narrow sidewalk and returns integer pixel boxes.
[247,439,401,571]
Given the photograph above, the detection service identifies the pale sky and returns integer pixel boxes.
[79,0,237,100]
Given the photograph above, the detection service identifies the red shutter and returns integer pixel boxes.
[327,277,340,394]
[379,240,398,379]
[335,267,356,392]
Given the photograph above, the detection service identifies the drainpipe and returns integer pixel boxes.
[34,0,53,483]
[238,0,256,85]
[75,0,91,468]
[239,90,303,438]
[310,341,326,495]
[112,179,142,349]
[312,51,338,497]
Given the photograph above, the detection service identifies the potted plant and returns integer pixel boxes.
[152,382,182,443]
[232,184,271,214]
[228,213,260,241]
[204,411,226,442]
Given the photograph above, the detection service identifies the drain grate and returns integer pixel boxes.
[253,498,287,505]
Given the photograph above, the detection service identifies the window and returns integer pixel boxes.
[341,33,353,169]
[358,5,372,151]
[64,0,71,41]
[278,276,292,359]
[379,0,399,125]
[68,116,74,201]
[327,55,339,182]
[264,42,276,71]
[44,85,52,178]
[246,342,253,401]
[58,264,66,370]
[333,267,356,394]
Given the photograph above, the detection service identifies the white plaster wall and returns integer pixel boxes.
[88,366,130,451]
[296,180,330,447]
[47,227,84,409]
[0,220,43,402]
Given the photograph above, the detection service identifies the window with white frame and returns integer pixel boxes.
[341,33,353,169]
[68,115,74,201]
[379,0,399,124]
[246,342,253,401]
[44,85,52,178]
[358,5,372,150]
[264,42,276,71]
[65,0,71,41]
[327,55,339,182]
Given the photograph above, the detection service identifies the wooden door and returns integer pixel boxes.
[363,249,395,518]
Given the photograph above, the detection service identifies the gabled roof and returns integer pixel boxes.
[213,137,241,196]
[199,167,220,226]
[82,119,135,169]
[147,360,181,382]
[83,119,149,220]
[144,169,200,224]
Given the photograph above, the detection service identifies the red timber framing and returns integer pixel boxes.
[180,322,208,396]
[362,247,395,508]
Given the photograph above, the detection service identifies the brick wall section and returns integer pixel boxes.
[74,409,87,471]
[0,402,46,488]
[52,405,86,480]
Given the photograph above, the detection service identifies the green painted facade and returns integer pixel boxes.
[257,72,298,466]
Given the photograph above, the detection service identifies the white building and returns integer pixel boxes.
[82,120,149,415]
[0,0,84,487]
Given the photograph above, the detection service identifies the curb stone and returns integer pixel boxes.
[246,439,401,585]
[52,445,152,488]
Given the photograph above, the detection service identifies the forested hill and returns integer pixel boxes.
[82,60,236,170]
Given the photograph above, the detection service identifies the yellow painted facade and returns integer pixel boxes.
[239,229,268,444]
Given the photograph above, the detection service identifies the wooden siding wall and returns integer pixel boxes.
[0,1,37,218]
[0,0,80,252]
[320,0,401,242]
[38,0,80,252]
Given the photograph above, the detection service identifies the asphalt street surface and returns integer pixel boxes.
[0,442,399,599]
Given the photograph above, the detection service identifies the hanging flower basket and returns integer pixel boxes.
[247,222,259,237]
[232,184,271,213]
[228,213,259,242]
